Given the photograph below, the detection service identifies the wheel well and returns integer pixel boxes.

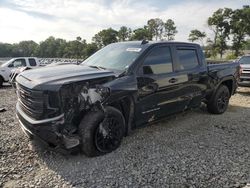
[221,80,233,95]
[109,97,134,136]
[109,98,130,124]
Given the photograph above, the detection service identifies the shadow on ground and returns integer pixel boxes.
[0,84,12,90]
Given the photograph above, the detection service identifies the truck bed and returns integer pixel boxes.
[208,62,239,72]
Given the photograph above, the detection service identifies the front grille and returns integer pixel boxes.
[17,84,45,120]
[241,73,250,77]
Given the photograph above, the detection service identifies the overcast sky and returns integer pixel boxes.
[0,0,247,44]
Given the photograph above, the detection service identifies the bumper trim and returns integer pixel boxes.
[16,102,64,125]
[17,115,34,135]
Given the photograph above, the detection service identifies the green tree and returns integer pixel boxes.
[63,37,86,59]
[244,39,250,50]
[243,6,250,36]
[208,8,232,59]
[38,36,61,57]
[230,7,250,56]
[204,38,219,58]
[54,38,67,57]
[84,43,99,58]
[130,27,152,40]
[147,18,164,40]
[0,43,13,57]
[92,28,118,48]
[164,19,178,41]
[188,29,206,46]
[118,26,132,41]
[11,40,38,57]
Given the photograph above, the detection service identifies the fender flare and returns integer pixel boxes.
[209,76,236,102]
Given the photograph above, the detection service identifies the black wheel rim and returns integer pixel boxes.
[95,116,123,153]
[217,90,229,112]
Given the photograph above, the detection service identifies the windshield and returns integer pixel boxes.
[83,43,143,71]
[0,59,12,67]
[239,56,250,64]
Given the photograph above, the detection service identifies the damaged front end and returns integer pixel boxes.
[16,81,111,151]
[59,83,110,148]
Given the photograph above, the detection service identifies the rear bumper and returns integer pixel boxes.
[16,102,79,149]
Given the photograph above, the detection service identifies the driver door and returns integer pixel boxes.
[135,45,189,126]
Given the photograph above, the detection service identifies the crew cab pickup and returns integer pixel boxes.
[0,57,39,87]
[15,41,240,157]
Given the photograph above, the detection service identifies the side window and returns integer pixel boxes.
[29,58,37,66]
[12,59,26,68]
[142,46,173,75]
[176,49,199,71]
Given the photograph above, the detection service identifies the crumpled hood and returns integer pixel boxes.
[16,64,116,90]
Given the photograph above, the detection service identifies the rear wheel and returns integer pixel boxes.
[207,85,230,114]
[79,106,125,157]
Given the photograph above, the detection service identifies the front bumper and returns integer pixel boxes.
[16,102,79,149]
[239,75,250,86]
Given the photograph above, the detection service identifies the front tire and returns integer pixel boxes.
[207,85,230,114]
[79,106,125,157]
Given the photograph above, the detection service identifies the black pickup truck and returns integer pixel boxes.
[16,41,240,156]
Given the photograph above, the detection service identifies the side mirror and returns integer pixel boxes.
[143,66,153,75]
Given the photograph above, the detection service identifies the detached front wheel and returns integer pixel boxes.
[207,85,230,114]
[79,106,125,157]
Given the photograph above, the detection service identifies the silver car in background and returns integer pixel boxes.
[238,55,250,86]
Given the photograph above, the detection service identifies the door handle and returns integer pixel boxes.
[169,78,178,83]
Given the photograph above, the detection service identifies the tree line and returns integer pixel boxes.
[0,18,177,59]
[0,5,249,59]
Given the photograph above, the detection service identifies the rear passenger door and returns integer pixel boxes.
[136,45,191,125]
[173,45,208,108]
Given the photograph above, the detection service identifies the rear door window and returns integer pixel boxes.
[28,58,37,66]
[176,48,199,71]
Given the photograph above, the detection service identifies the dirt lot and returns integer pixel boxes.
[0,85,250,188]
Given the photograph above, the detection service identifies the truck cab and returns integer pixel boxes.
[0,57,39,86]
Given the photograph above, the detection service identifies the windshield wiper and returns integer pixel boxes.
[88,65,106,70]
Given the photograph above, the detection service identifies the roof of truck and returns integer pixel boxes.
[121,40,198,45]
[116,40,200,48]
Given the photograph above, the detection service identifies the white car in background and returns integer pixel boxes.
[0,57,39,87]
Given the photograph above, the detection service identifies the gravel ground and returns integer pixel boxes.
[1,85,250,188]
